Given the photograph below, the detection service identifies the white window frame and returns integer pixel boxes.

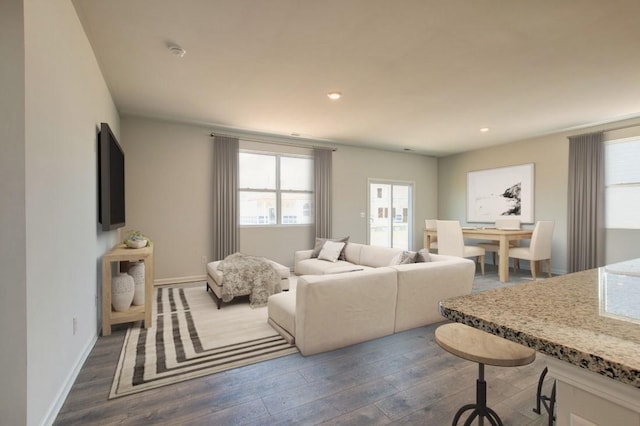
[367,179,414,249]
[239,150,314,226]
[604,136,640,229]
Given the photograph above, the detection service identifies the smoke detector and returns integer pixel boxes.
[167,44,186,58]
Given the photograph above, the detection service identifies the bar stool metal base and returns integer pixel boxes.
[452,363,503,426]
[533,366,556,426]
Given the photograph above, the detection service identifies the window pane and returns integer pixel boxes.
[239,152,276,189]
[605,139,640,185]
[605,139,640,229]
[281,156,313,190]
[281,193,313,224]
[370,183,391,247]
[239,191,276,225]
[605,185,640,229]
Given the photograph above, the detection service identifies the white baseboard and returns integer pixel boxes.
[154,275,207,286]
[41,333,98,426]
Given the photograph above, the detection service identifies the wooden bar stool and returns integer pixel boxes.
[435,323,536,426]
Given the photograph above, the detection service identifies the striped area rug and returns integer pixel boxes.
[109,286,298,398]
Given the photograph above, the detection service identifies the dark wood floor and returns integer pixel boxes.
[55,267,554,425]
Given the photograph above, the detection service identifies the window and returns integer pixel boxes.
[368,181,413,249]
[605,137,640,229]
[239,151,314,225]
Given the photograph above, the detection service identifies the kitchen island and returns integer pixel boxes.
[439,260,640,425]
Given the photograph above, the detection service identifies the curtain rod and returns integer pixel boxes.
[210,132,337,151]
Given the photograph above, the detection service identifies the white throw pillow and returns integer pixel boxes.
[389,252,403,265]
[318,241,346,262]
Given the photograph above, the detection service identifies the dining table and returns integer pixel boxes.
[424,227,533,282]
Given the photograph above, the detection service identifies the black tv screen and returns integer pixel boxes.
[98,122,125,231]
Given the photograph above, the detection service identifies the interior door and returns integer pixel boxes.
[368,181,412,249]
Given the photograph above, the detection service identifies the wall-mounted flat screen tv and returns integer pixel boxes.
[98,122,125,231]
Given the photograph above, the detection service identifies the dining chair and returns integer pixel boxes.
[478,217,521,264]
[509,221,554,280]
[436,220,485,275]
[425,219,438,252]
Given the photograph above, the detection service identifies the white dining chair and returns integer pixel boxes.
[425,219,438,252]
[436,220,485,275]
[509,221,554,280]
[478,217,521,264]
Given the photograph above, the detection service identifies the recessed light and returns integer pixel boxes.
[480,127,490,132]
[327,91,342,100]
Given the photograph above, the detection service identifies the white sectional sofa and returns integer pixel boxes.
[268,242,475,356]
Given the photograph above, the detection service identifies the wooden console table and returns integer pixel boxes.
[101,243,154,336]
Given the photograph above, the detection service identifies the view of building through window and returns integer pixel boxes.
[239,151,314,225]
[369,181,412,249]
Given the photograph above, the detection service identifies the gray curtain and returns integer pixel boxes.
[212,136,239,261]
[314,148,332,238]
[567,131,605,272]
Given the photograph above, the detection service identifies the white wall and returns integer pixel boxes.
[24,0,119,424]
[0,1,27,425]
[333,145,438,249]
[121,117,215,281]
[438,117,640,274]
[122,116,439,277]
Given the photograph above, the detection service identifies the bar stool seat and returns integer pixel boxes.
[435,323,536,425]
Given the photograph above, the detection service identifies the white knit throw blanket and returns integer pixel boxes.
[218,253,282,308]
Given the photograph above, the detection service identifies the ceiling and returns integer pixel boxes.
[72,0,640,156]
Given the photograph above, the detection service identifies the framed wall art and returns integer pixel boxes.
[467,163,534,223]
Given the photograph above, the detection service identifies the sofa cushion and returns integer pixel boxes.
[295,258,370,275]
[318,240,346,262]
[310,236,349,260]
[359,244,404,267]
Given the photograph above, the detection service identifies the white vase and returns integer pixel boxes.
[128,261,145,306]
[112,272,134,312]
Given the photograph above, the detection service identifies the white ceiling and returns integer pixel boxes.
[72,0,640,156]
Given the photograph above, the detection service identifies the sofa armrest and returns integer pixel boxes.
[294,250,313,275]
[295,268,398,356]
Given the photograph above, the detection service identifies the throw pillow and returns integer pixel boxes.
[318,241,346,263]
[389,252,402,265]
[415,248,431,263]
[398,251,417,264]
[390,250,417,265]
[310,236,350,260]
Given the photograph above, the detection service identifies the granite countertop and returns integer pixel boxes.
[439,263,640,388]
